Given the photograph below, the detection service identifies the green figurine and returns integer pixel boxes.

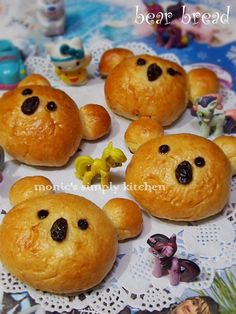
[75,142,127,189]
[193,94,236,137]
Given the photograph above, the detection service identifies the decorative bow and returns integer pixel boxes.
[60,44,85,59]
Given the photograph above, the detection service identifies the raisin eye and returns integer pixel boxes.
[136,58,146,66]
[46,101,57,111]
[159,145,170,154]
[167,68,181,76]
[22,88,33,95]
[76,61,80,66]
[37,209,49,219]
[58,66,62,70]
[78,219,89,230]
[194,157,205,167]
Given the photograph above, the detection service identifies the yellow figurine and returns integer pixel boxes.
[75,142,127,188]
[47,37,92,86]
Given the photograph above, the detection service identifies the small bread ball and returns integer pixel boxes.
[214,136,236,176]
[103,198,143,240]
[9,176,54,206]
[187,68,219,104]
[80,104,111,140]
[99,48,134,78]
[125,117,164,153]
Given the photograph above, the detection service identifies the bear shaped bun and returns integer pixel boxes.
[126,133,233,221]
[0,74,111,167]
[0,176,143,294]
[104,52,219,126]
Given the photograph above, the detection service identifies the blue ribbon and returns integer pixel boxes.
[60,44,85,59]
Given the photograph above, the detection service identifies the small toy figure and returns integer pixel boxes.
[0,40,26,89]
[75,142,127,188]
[193,94,236,137]
[147,233,200,285]
[0,146,5,183]
[142,1,189,48]
[172,5,215,44]
[47,37,92,85]
[142,1,215,48]
[37,0,65,36]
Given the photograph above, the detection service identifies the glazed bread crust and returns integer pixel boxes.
[125,117,164,153]
[103,198,143,240]
[0,194,118,294]
[214,136,236,176]
[187,68,219,104]
[0,85,83,167]
[99,48,134,78]
[17,73,51,87]
[80,104,111,140]
[105,54,188,126]
[9,176,54,206]
[126,134,231,221]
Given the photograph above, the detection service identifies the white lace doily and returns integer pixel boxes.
[1,42,236,313]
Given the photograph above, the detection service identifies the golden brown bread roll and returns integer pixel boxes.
[17,73,51,87]
[125,117,164,153]
[0,193,118,294]
[103,198,143,240]
[0,176,143,294]
[79,104,111,140]
[187,68,219,104]
[104,53,220,125]
[214,136,236,176]
[0,77,82,167]
[0,74,111,167]
[126,134,231,221]
[99,48,134,78]
[9,176,54,206]
[105,54,188,126]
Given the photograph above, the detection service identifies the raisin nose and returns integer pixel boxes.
[147,63,162,81]
[175,161,193,185]
[21,96,40,115]
[50,217,68,242]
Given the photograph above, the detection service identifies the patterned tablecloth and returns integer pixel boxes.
[0,0,236,313]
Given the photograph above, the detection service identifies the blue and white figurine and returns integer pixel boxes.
[47,37,92,85]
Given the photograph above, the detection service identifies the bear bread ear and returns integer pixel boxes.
[18,74,51,88]
[99,48,134,78]
[79,104,111,140]
[125,117,164,153]
[103,198,143,241]
[187,68,220,104]
[214,136,236,176]
[9,176,54,206]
